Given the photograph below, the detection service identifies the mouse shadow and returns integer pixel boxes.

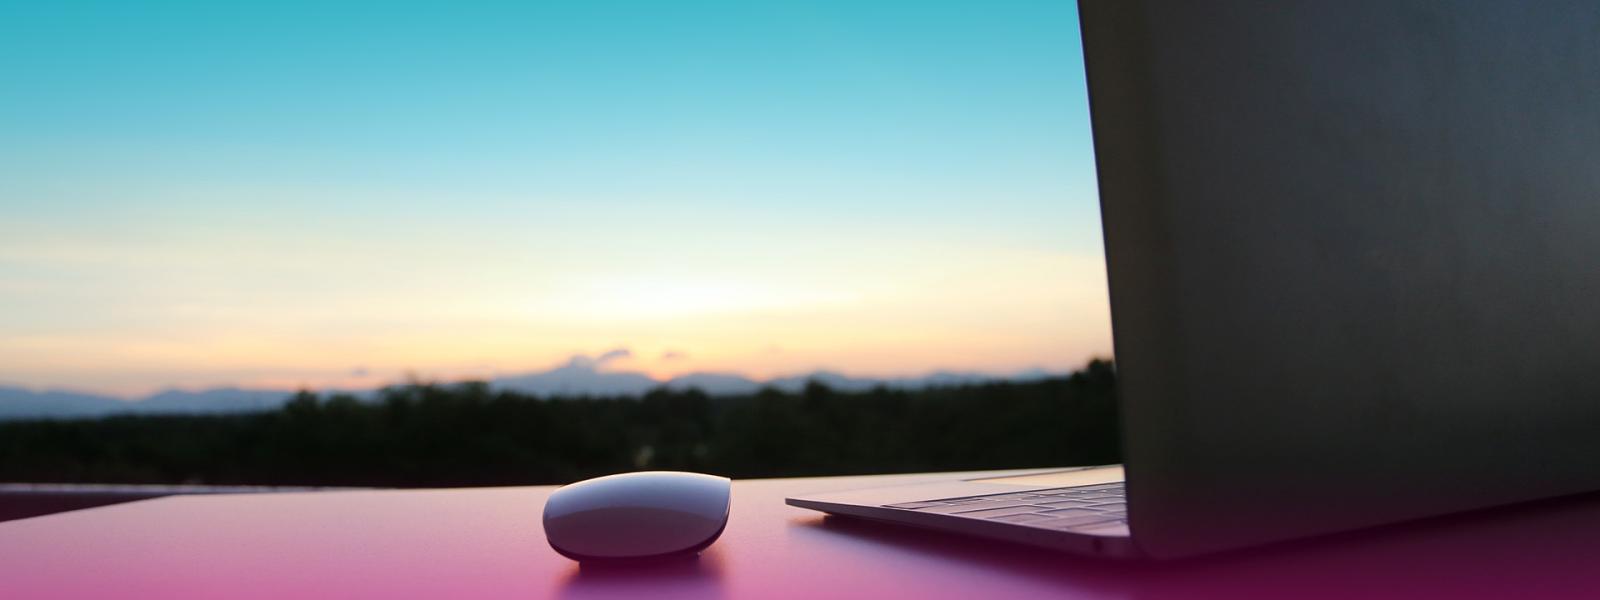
[556,549,726,600]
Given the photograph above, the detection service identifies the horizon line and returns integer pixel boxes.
[2,359,1113,402]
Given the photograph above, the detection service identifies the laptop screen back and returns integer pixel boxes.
[1082,0,1600,557]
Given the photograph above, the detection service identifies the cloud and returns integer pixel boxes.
[595,347,632,365]
[349,367,370,377]
[565,347,633,370]
[660,350,689,361]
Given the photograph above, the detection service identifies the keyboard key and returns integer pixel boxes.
[990,513,1055,523]
[897,497,1048,512]
[1027,488,1072,495]
[1066,493,1122,501]
[1087,502,1126,512]
[1035,499,1097,508]
[1038,508,1105,519]
[915,502,1024,514]
[951,505,1050,518]
[1038,514,1124,530]
[1050,488,1115,496]
[974,492,1047,502]
[1070,515,1126,525]
[956,497,1056,510]
[884,501,953,509]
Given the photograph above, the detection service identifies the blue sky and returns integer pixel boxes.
[0,0,1109,396]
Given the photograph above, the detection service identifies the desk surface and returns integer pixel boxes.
[3,469,1599,599]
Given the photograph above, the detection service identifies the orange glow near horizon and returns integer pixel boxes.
[0,247,1112,398]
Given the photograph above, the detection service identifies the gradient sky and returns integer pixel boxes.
[0,0,1109,397]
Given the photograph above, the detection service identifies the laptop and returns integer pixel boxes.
[787,0,1600,559]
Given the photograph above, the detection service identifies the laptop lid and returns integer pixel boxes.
[1081,0,1600,557]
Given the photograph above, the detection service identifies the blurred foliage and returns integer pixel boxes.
[0,360,1118,487]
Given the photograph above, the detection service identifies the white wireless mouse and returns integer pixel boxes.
[542,471,731,561]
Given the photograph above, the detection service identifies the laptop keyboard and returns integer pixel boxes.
[883,482,1128,536]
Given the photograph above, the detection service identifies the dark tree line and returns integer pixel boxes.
[0,360,1119,487]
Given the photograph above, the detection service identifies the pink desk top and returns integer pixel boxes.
[4,469,1600,599]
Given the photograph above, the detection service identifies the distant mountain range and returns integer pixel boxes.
[0,361,1063,421]
[487,355,1056,397]
[0,386,296,421]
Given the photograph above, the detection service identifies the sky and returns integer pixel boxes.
[0,0,1110,397]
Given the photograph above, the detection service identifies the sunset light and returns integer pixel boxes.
[0,0,1107,399]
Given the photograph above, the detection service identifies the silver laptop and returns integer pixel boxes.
[788,0,1600,559]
